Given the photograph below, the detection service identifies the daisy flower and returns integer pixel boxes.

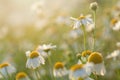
[35,44,56,58]
[26,51,45,69]
[31,1,45,16]
[16,72,30,80]
[53,62,68,77]
[106,50,120,60]
[70,14,93,29]
[69,64,93,80]
[116,42,120,47]
[0,62,16,78]
[88,52,106,76]
[111,19,120,31]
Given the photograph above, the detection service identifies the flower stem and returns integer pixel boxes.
[81,24,87,50]
[33,69,40,80]
[93,11,96,51]
[47,52,55,80]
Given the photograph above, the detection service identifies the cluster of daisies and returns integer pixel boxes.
[0,2,107,80]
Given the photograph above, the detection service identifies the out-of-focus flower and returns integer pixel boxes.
[0,62,16,78]
[26,51,45,69]
[86,24,95,32]
[16,72,30,80]
[31,1,45,16]
[70,14,93,29]
[35,44,56,58]
[116,42,120,47]
[56,15,71,26]
[111,19,120,31]
[90,2,98,11]
[106,50,120,60]
[53,62,68,77]
[69,29,83,39]
[69,64,93,80]
[88,52,106,76]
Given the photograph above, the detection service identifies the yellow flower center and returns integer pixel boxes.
[78,77,84,80]
[111,19,118,25]
[54,62,64,69]
[0,63,9,68]
[16,72,27,80]
[82,50,92,57]
[78,15,85,20]
[29,51,39,58]
[88,52,103,64]
[70,64,84,71]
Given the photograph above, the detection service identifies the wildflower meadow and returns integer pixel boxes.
[0,0,120,80]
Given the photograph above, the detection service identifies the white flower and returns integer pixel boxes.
[53,62,68,77]
[56,16,71,26]
[26,51,45,69]
[86,23,95,32]
[70,14,93,29]
[31,1,45,16]
[69,29,83,39]
[35,44,56,58]
[0,62,16,78]
[111,19,120,31]
[16,72,30,80]
[69,64,93,80]
[106,50,120,60]
[116,42,120,47]
[88,52,106,76]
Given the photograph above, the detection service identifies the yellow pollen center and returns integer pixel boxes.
[54,62,64,69]
[111,19,118,25]
[16,72,27,80]
[82,50,92,57]
[29,51,39,58]
[0,63,9,68]
[88,52,103,64]
[70,64,84,71]
[78,16,85,20]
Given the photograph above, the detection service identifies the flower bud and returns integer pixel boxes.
[90,2,98,11]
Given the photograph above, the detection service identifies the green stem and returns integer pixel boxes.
[93,11,96,51]
[47,52,55,80]
[33,69,40,80]
[81,24,87,50]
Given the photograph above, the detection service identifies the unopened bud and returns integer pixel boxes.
[90,2,98,11]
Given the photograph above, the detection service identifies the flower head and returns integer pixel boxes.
[35,44,56,58]
[111,19,120,31]
[90,2,98,11]
[70,14,93,29]
[116,42,120,47]
[53,62,68,77]
[26,51,45,69]
[106,50,120,60]
[0,62,16,77]
[69,64,92,80]
[16,72,30,80]
[87,52,106,76]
